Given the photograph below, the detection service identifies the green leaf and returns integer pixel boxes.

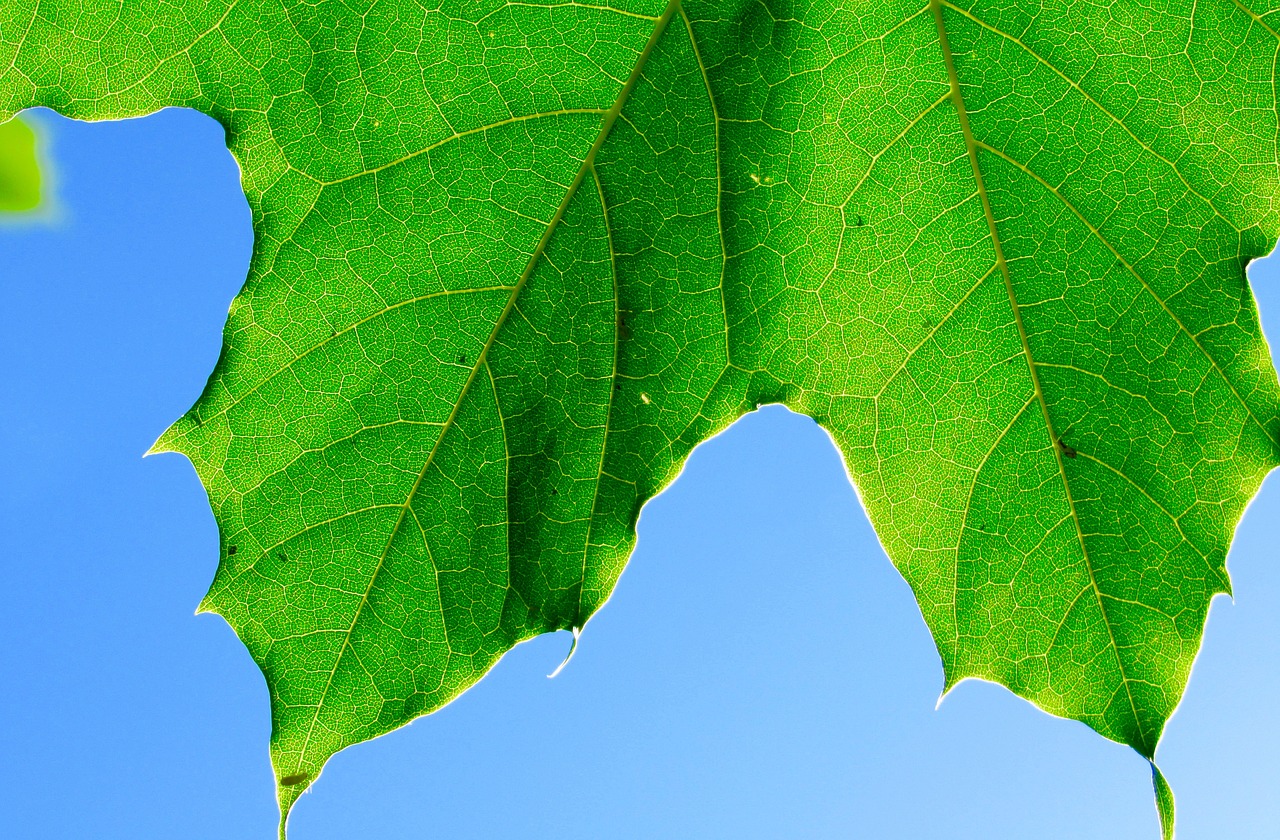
[1152,761,1176,840]
[4,0,1279,835]
[0,115,41,212]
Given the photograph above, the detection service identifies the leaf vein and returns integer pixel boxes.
[977,138,1279,449]
[932,0,1150,755]
[292,0,686,773]
[943,0,1243,233]
[574,163,620,626]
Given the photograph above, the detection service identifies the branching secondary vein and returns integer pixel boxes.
[931,0,1151,756]
[292,0,686,775]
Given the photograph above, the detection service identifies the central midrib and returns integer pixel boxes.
[288,0,686,781]
[929,0,1151,756]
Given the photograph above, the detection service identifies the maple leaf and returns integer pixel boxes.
[4,1,1279,836]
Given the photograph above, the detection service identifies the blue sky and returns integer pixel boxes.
[1,107,1277,839]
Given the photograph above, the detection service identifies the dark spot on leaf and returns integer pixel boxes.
[278,552,287,561]
[227,545,237,556]
[1059,439,1077,459]
[551,488,559,496]
[458,354,467,365]
[280,773,310,786]
[855,215,864,227]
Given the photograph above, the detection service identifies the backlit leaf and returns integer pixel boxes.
[4,1,1278,836]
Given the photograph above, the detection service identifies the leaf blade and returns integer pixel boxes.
[4,1,1279,836]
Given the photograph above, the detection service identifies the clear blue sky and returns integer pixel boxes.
[1,107,1277,840]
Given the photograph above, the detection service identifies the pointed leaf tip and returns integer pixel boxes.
[18,0,1279,832]
[1151,762,1175,840]
[547,627,580,679]
[276,773,312,840]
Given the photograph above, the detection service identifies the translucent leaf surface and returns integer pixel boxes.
[4,1,1278,836]
[0,115,40,212]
